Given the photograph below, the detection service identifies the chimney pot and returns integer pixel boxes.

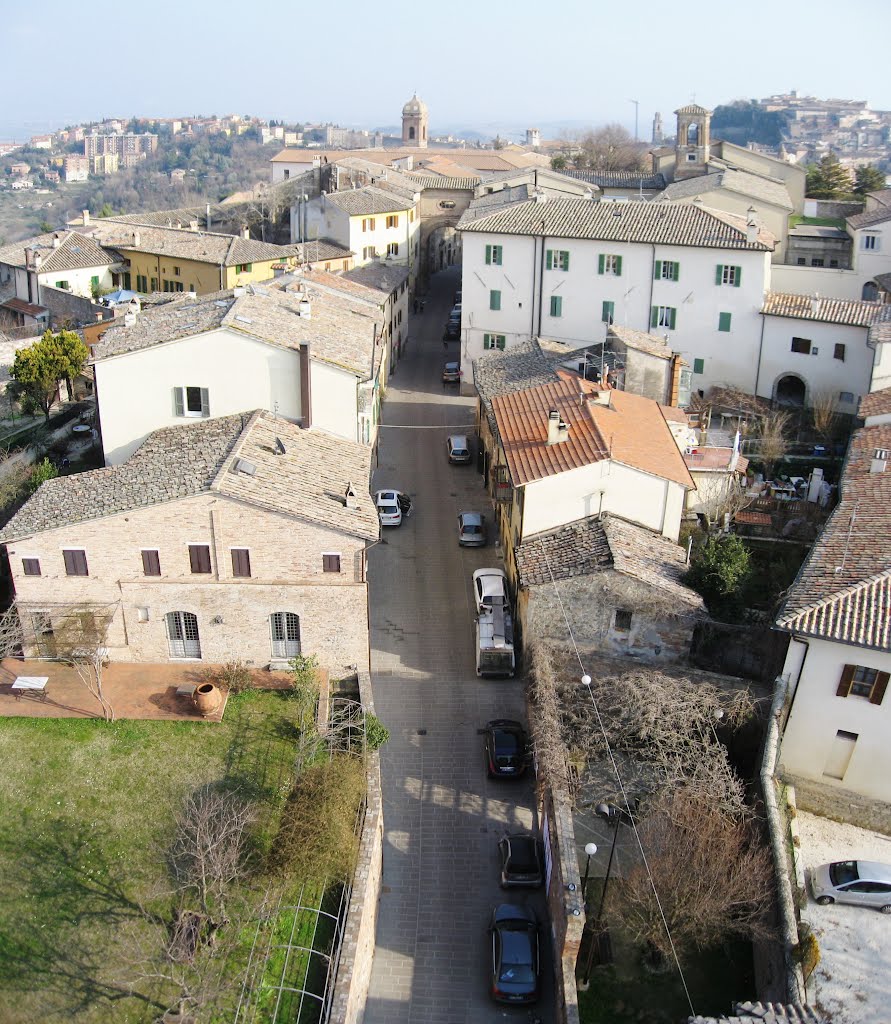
[82,209,90,225]
[52,233,61,248]
[241,225,250,239]
[546,408,569,444]
[132,231,141,247]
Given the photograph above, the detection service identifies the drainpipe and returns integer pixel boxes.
[754,311,767,397]
[536,231,546,337]
[647,244,656,322]
[529,236,537,338]
[760,672,805,1004]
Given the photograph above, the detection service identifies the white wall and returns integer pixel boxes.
[95,328,303,465]
[780,636,891,802]
[38,264,114,300]
[302,200,419,271]
[310,359,359,441]
[757,317,873,410]
[272,157,315,183]
[768,264,865,300]
[851,222,891,286]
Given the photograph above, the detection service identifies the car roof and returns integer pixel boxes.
[494,903,537,925]
[375,490,399,501]
[488,718,524,731]
[448,433,468,445]
[849,861,891,881]
[459,511,484,524]
[444,363,460,371]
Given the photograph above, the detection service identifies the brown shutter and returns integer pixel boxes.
[64,550,88,576]
[870,672,890,706]
[189,544,212,574]
[836,664,855,698]
[323,554,341,573]
[142,550,161,576]
[231,549,251,578]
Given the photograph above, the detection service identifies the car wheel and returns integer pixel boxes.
[815,895,834,905]
[881,904,891,915]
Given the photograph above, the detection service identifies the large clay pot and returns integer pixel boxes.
[193,683,221,716]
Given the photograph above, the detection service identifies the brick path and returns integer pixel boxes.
[364,268,553,1023]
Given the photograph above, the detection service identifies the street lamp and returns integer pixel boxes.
[581,842,598,902]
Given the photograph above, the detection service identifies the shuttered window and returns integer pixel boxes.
[188,544,212,574]
[550,295,563,317]
[651,306,677,330]
[837,664,889,705]
[173,386,210,418]
[602,300,614,324]
[654,260,679,281]
[489,290,501,311]
[322,553,341,573]
[63,549,89,576]
[141,549,161,576]
[693,358,705,374]
[547,249,570,271]
[231,548,251,578]
[715,264,741,287]
[22,558,41,576]
[483,334,506,350]
[718,312,732,332]
[485,244,502,265]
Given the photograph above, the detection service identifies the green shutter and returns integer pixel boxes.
[651,306,658,328]
[654,260,662,280]
[669,308,677,330]
[602,300,614,323]
[490,290,501,311]
[734,266,741,287]
[563,251,570,271]
[615,256,622,277]
[550,295,562,317]
[598,254,605,275]
[494,246,502,265]
[672,262,680,281]
[485,244,492,265]
[718,312,732,332]
[546,250,553,270]
[715,265,724,285]
[693,358,704,374]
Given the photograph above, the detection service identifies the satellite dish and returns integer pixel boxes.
[274,437,287,455]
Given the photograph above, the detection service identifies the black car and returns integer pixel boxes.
[443,321,460,341]
[485,719,528,779]
[489,904,540,1004]
[442,362,461,386]
[498,835,544,888]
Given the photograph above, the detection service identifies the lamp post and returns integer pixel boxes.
[581,842,598,902]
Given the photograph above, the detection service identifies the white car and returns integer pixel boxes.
[473,568,508,612]
[375,490,403,527]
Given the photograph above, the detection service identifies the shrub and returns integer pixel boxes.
[27,457,59,494]
[684,534,752,619]
[365,713,390,750]
[210,659,253,695]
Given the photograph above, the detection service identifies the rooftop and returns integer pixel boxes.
[847,206,891,230]
[776,423,891,651]
[859,387,891,420]
[761,292,891,327]
[405,173,481,189]
[0,411,378,544]
[0,231,115,273]
[660,168,794,211]
[322,186,414,216]
[561,169,667,191]
[458,196,775,250]
[89,223,296,267]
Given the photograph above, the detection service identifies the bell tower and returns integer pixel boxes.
[673,104,711,180]
[402,93,429,149]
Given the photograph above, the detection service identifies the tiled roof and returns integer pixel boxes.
[875,272,891,292]
[847,206,891,230]
[341,262,410,294]
[331,157,421,197]
[562,169,667,190]
[660,168,793,211]
[293,239,354,263]
[685,447,749,474]
[515,513,705,611]
[459,184,536,223]
[492,374,694,489]
[90,223,295,266]
[1,298,47,317]
[323,187,413,216]
[760,292,891,327]
[473,339,560,427]
[405,174,481,189]
[775,424,891,651]
[607,323,674,360]
[458,197,774,250]
[675,104,711,115]
[0,231,115,272]
[859,387,891,419]
[0,411,377,543]
[106,207,208,228]
[868,188,891,208]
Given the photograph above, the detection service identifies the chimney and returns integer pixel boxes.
[532,188,547,204]
[546,408,569,445]
[123,312,137,327]
[33,252,42,270]
[870,447,889,474]
[241,225,250,239]
[298,296,312,319]
[810,293,821,317]
[24,246,32,269]
[189,219,199,231]
[82,209,90,225]
[590,389,612,407]
[345,482,360,509]
[745,206,759,245]
[52,233,61,248]
[132,231,141,247]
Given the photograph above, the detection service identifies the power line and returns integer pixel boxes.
[537,537,696,1017]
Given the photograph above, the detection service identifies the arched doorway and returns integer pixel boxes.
[862,281,879,301]
[426,224,460,273]
[270,612,301,658]
[775,375,806,407]
[166,611,201,658]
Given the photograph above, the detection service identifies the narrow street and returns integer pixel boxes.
[363,268,554,1024]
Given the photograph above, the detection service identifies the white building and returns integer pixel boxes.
[92,282,388,465]
[457,195,774,396]
[0,231,117,304]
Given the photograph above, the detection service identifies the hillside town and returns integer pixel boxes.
[0,84,889,1024]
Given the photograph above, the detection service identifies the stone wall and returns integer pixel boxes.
[780,773,891,835]
[329,670,383,1024]
[41,285,114,330]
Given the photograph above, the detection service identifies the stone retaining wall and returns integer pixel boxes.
[779,772,891,835]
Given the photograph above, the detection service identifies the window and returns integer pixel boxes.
[150,277,158,291]
[22,557,41,576]
[283,169,290,180]
[796,258,806,266]
[601,300,614,324]
[839,391,854,404]
[790,337,811,355]
[693,358,705,374]
[63,549,88,576]
[483,333,506,350]
[362,246,377,259]
[188,544,212,574]
[829,259,839,268]
[141,549,161,576]
[174,386,209,418]
[489,289,501,311]
[136,274,148,292]
[654,260,679,281]
[834,343,846,361]
[55,280,70,290]
[322,553,341,573]
[715,264,741,287]
[614,609,633,632]
[386,242,399,256]
[166,611,201,658]
[122,272,131,290]
[811,258,824,267]
[547,249,570,271]
[718,312,732,332]
[837,664,889,703]
[230,548,251,578]
[235,263,253,273]
[650,305,676,330]
[598,254,621,276]
[438,200,455,210]
[174,266,181,276]
[90,275,99,293]
[550,295,563,317]
[862,234,879,251]
[270,612,301,657]
[386,215,398,228]
[485,244,503,266]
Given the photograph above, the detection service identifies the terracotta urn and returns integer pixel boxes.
[193,682,221,716]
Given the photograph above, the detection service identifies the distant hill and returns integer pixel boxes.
[711,101,789,148]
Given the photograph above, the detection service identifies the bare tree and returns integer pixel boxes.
[607,789,774,965]
[50,605,117,721]
[577,124,647,173]
[755,409,791,480]
[810,391,838,444]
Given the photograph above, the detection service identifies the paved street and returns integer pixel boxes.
[363,268,553,1024]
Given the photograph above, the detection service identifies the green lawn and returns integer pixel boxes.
[0,691,322,1023]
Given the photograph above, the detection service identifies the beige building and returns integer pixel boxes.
[0,412,378,675]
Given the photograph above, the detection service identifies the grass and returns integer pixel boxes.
[788,215,847,229]
[0,690,322,1024]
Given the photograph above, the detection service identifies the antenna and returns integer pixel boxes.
[835,501,858,573]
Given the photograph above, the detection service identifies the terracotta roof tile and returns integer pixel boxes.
[761,292,891,327]
[859,387,891,419]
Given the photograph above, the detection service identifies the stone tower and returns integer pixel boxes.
[652,112,664,145]
[402,94,428,149]
[673,104,711,180]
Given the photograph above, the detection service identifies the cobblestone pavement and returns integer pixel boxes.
[363,268,553,1024]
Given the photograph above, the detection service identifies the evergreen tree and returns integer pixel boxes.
[806,154,854,199]
[10,330,89,422]
[854,164,887,196]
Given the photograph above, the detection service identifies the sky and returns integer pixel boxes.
[1,0,888,141]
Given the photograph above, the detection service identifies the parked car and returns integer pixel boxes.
[810,861,891,913]
[374,489,406,527]
[473,567,507,611]
[498,835,544,888]
[457,511,487,546]
[488,904,540,1004]
[447,434,472,463]
[443,321,460,341]
[442,361,461,386]
[454,289,462,304]
[485,719,528,779]
[450,303,462,317]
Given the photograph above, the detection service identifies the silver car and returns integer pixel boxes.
[810,860,891,913]
[458,511,487,547]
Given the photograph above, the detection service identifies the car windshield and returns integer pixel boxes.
[499,931,535,983]
[494,730,520,756]
[463,524,482,534]
[829,861,860,886]
[507,839,538,871]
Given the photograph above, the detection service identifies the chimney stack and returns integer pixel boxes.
[132,231,141,247]
[590,389,612,407]
[546,408,569,445]
[52,233,61,248]
[189,219,199,231]
[745,206,759,245]
[82,209,90,225]
[345,482,360,508]
[241,225,250,239]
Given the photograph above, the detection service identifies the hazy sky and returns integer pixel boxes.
[2,0,887,138]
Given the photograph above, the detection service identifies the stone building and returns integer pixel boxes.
[401,94,428,149]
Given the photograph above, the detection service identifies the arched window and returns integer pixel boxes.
[270,612,301,658]
[166,611,201,658]
[862,281,879,302]
[408,126,415,140]
[688,122,699,145]
[775,375,806,407]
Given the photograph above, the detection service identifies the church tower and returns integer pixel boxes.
[402,94,429,149]
[673,104,711,180]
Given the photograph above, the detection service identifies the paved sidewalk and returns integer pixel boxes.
[364,269,553,1023]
